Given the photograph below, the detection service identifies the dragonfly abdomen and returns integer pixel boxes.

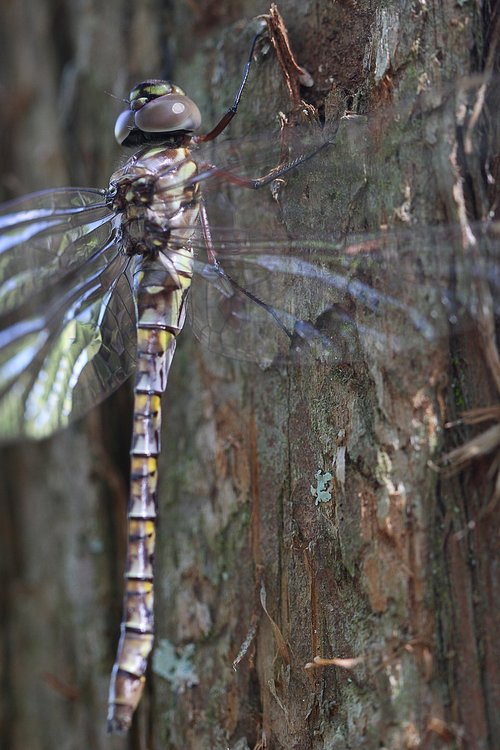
[107,253,194,732]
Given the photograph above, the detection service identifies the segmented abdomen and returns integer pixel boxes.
[107,246,196,732]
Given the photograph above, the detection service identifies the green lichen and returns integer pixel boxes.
[310,469,333,504]
[152,639,199,691]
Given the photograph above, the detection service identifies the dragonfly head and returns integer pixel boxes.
[115,80,202,147]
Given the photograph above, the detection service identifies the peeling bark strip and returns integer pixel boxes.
[263,4,314,106]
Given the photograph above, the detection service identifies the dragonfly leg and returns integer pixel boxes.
[199,199,218,266]
[196,138,329,192]
[194,28,266,143]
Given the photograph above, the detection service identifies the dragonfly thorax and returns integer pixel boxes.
[110,144,201,258]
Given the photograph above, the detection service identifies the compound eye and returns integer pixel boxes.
[134,94,202,133]
[114,109,136,145]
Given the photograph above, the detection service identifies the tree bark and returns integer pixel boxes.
[0,1,498,749]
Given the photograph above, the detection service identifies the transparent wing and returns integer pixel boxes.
[0,188,136,441]
[167,74,499,366]
[2,73,495,436]
[0,187,113,313]
[178,221,499,367]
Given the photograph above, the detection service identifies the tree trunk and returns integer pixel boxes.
[0,1,498,749]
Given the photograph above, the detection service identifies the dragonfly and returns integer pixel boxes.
[1,20,498,738]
